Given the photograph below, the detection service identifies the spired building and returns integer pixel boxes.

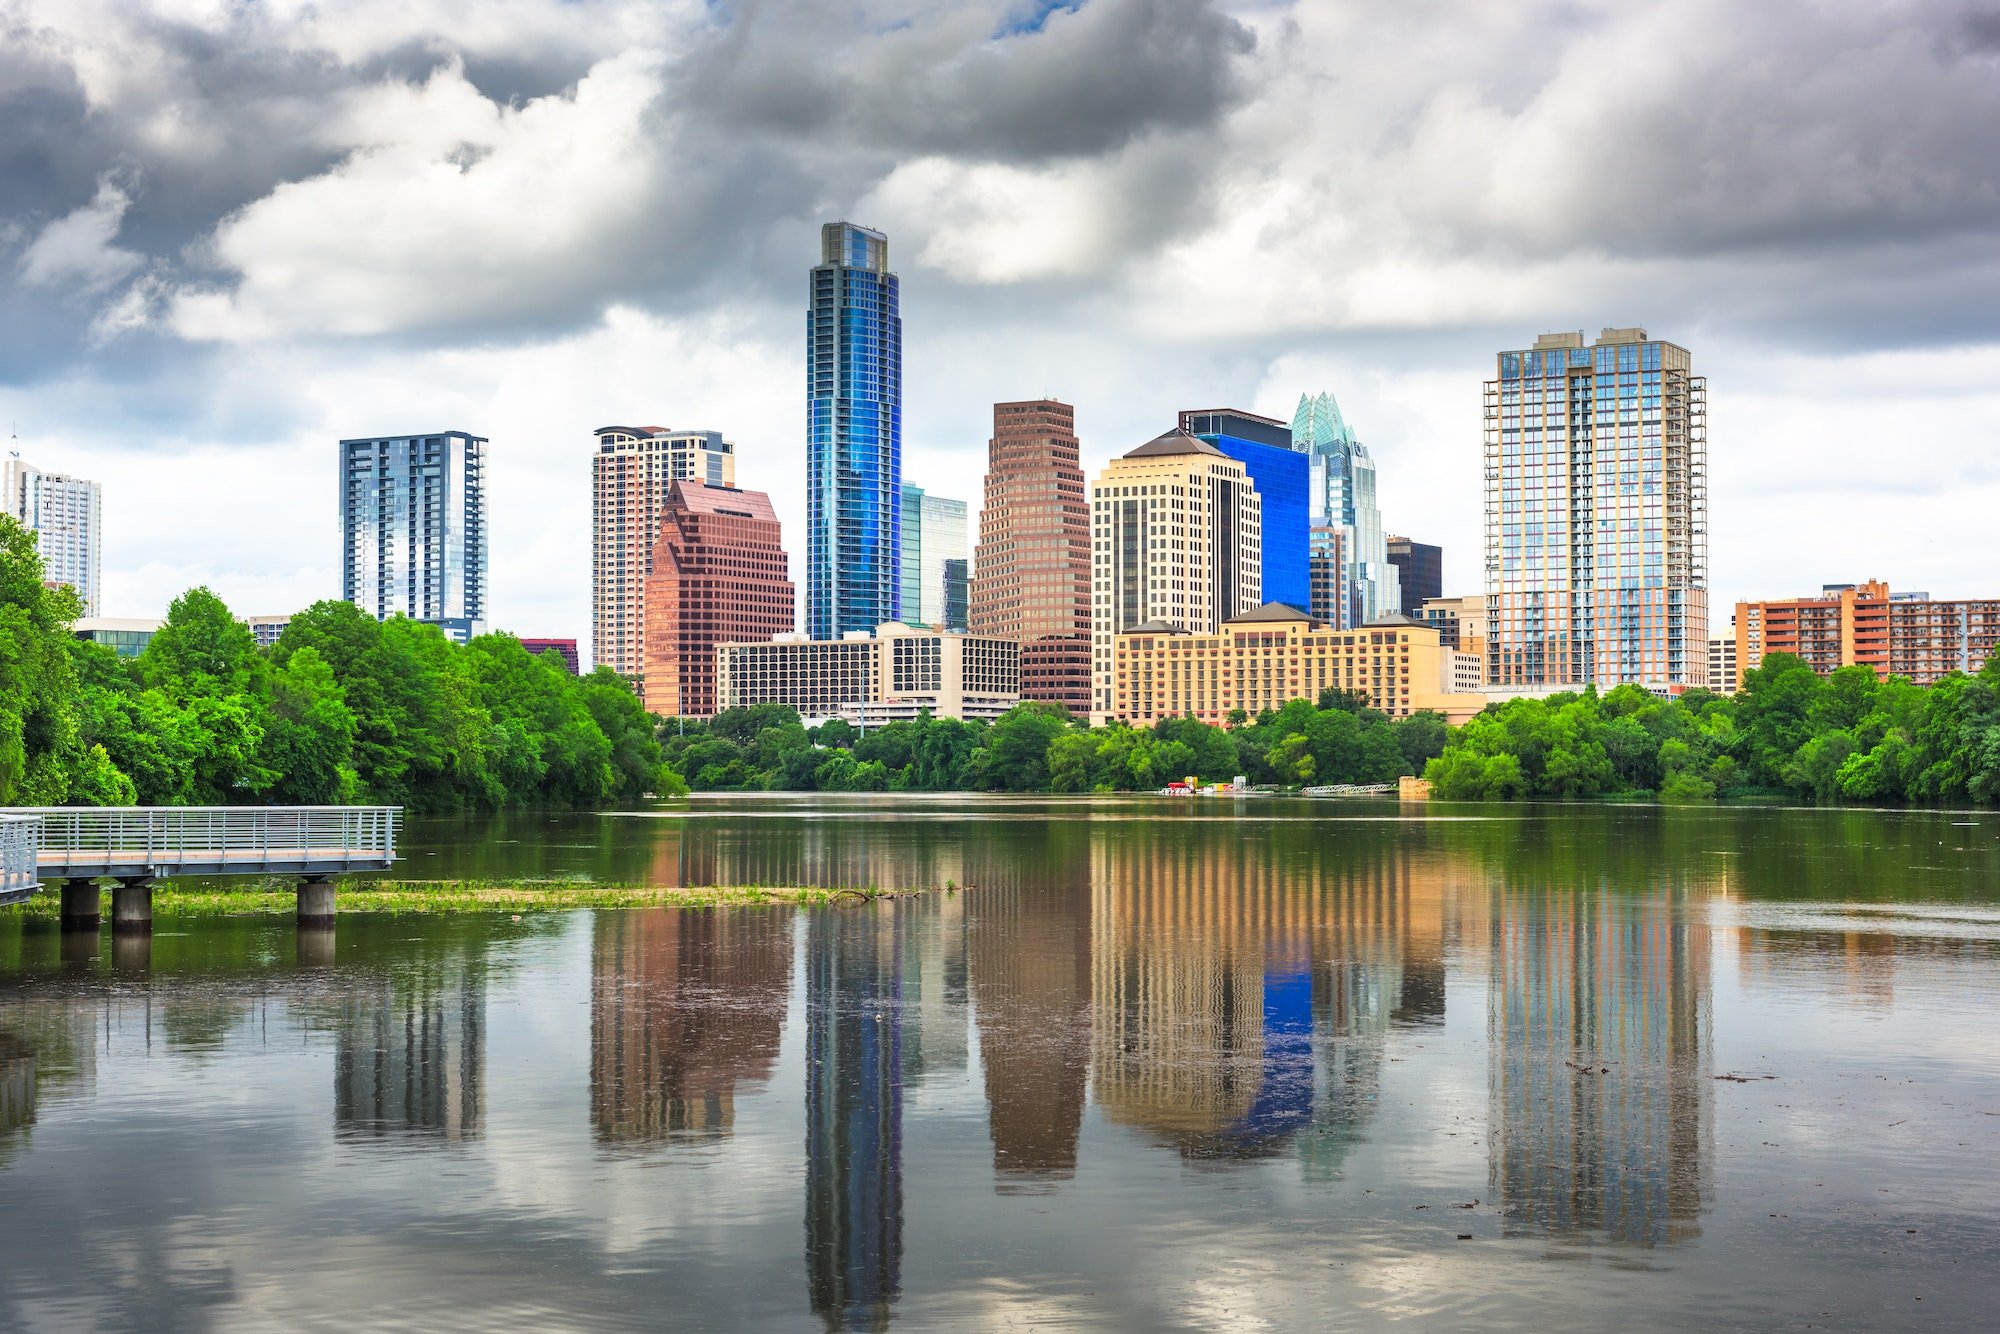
[969,399,1093,714]
[1178,409,1310,614]
[808,222,903,640]
[592,425,738,686]
[642,481,795,718]
[898,483,968,630]
[340,431,487,643]
[1486,329,1708,690]
[1293,392,1397,628]
[1,455,101,615]
[1089,430,1262,720]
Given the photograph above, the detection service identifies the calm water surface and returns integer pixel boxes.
[3,797,1998,1330]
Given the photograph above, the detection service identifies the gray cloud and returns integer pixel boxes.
[687,0,1255,160]
[2,0,2000,635]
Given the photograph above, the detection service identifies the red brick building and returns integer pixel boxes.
[1733,579,2000,689]
[517,638,581,674]
[642,481,794,717]
[968,399,1093,715]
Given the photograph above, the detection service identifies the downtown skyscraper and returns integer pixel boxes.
[969,399,1093,713]
[1292,393,1397,628]
[340,431,487,643]
[592,424,739,685]
[898,483,968,631]
[807,223,902,640]
[1089,430,1261,718]
[1485,328,1708,689]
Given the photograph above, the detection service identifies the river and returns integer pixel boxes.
[1,796,1997,1329]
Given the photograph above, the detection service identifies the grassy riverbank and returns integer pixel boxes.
[0,878,943,921]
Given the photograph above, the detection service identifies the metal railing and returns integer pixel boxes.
[0,814,40,899]
[19,806,398,873]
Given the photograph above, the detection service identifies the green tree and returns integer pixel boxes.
[0,515,89,802]
[262,647,359,804]
[969,703,1069,792]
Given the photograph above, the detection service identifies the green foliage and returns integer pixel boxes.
[0,516,87,802]
[0,524,668,810]
[1421,652,2000,806]
[10,498,2000,816]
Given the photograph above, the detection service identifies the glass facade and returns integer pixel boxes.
[1182,410,1310,615]
[808,223,903,641]
[1485,330,1707,689]
[897,484,968,629]
[339,431,488,643]
[941,558,968,633]
[1291,393,1398,627]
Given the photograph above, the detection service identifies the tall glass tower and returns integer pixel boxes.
[807,223,903,640]
[1485,328,1707,690]
[339,430,487,643]
[1292,392,1397,628]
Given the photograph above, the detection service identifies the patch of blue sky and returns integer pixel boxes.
[996,0,1084,39]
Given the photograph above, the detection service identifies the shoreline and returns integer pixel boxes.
[0,879,954,920]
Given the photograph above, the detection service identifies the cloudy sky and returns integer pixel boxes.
[4,0,1999,653]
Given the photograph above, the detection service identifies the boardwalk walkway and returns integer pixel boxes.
[0,807,399,926]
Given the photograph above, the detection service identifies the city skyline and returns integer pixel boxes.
[4,2,1999,650]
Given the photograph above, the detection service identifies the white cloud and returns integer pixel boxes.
[16,174,145,293]
[169,50,673,340]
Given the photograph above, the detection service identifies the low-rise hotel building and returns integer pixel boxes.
[715,623,1020,725]
[1109,603,1488,726]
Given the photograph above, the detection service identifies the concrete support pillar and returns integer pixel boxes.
[297,877,336,928]
[111,879,153,935]
[296,925,336,968]
[59,880,101,931]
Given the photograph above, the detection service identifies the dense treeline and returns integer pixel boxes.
[661,692,1450,793]
[9,511,2000,809]
[668,651,2000,806]
[1423,654,2000,804]
[0,516,671,810]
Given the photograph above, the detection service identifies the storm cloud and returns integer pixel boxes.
[1,0,1997,643]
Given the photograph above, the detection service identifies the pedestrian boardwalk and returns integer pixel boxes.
[0,807,400,904]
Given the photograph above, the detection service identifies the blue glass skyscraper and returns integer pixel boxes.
[1179,409,1310,614]
[807,223,903,640]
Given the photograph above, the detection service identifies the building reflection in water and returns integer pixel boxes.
[0,1002,99,1169]
[334,963,485,1143]
[1487,882,1712,1247]
[590,908,790,1146]
[0,1029,33,1166]
[898,894,967,1087]
[805,904,904,1332]
[1089,825,1458,1163]
[966,824,1092,1189]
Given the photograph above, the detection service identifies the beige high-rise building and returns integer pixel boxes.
[1089,430,1261,719]
[1485,328,1707,691]
[591,425,738,683]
